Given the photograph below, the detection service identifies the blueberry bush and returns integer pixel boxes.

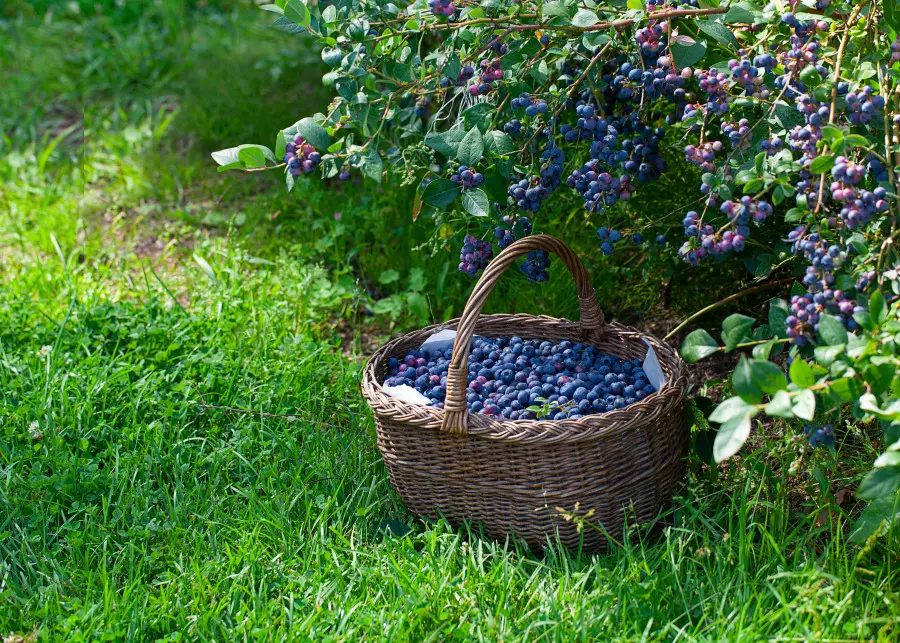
[215,0,900,540]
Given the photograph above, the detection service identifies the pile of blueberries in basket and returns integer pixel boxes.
[383,336,658,420]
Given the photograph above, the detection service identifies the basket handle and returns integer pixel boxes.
[440,234,605,435]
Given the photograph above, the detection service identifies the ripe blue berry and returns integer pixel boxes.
[384,336,657,419]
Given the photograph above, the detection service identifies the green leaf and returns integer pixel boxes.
[696,21,739,50]
[360,147,383,183]
[751,360,788,395]
[853,311,874,331]
[321,47,343,67]
[827,377,862,405]
[870,290,887,325]
[484,131,514,155]
[408,267,426,292]
[764,390,793,418]
[848,494,900,544]
[284,0,310,26]
[443,54,460,81]
[216,161,244,173]
[456,127,484,166]
[724,2,760,24]
[571,9,599,27]
[733,356,762,403]
[818,314,848,346]
[875,452,900,468]
[378,269,400,285]
[211,146,241,166]
[671,36,707,69]
[768,299,788,339]
[530,60,549,84]
[843,134,871,148]
[814,343,845,365]
[463,103,495,133]
[713,409,755,462]
[743,178,764,193]
[542,1,569,20]
[752,340,777,360]
[793,389,816,421]
[421,179,461,208]
[790,359,816,388]
[296,118,330,151]
[406,292,429,322]
[271,15,305,33]
[709,396,756,424]
[799,64,822,88]
[865,362,896,395]
[424,129,467,157]
[461,188,490,217]
[722,314,755,351]
[237,144,272,169]
[858,467,900,501]
[821,125,844,142]
[680,329,719,363]
[809,155,835,174]
[860,393,900,421]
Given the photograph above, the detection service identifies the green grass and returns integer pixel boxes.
[1,2,898,641]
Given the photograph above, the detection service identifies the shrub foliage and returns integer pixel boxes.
[216,0,900,539]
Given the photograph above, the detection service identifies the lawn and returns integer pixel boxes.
[1,1,898,641]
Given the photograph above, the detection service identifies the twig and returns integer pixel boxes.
[814,0,868,215]
[663,277,796,340]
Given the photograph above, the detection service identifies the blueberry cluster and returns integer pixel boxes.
[727,58,771,98]
[856,270,876,292]
[678,195,771,265]
[845,86,885,126]
[503,118,523,137]
[450,165,485,190]
[468,58,503,96]
[684,141,722,172]
[507,144,565,213]
[494,215,532,249]
[458,235,493,277]
[510,92,549,118]
[609,61,685,103]
[696,69,732,115]
[803,423,835,448]
[785,227,863,344]
[634,17,666,56]
[567,163,635,214]
[488,36,508,56]
[866,155,889,182]
[284,135,321,176]
[428,0,455,18]
[440,65,475,89]
[520,250,550,282]
[758,135,784,156]
[831,158,889,229]
[383,337,657,419]
[596,227,623,256]
[892,37,900,63]
[721,118,751,150]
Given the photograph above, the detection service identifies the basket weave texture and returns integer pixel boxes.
[361,235,688,553]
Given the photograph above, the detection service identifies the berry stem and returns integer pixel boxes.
[243,163,286,173]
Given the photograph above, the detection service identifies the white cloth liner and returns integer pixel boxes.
[383,329,667,406]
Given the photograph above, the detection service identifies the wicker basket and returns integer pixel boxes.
[361,235,688,553]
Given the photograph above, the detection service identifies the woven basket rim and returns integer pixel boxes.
[361,313,687,444]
